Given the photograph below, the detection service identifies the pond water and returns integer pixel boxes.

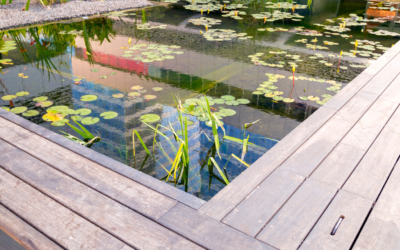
[1,0,399,200]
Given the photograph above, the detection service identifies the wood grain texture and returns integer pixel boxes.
[343,107,400,201]
[256,179,336,250]
[0,110,205,210]
[280,91,377,177]
[0,204,63,250]
[199,106,337,221]
[299,190,372,250]
[0,167,126,250]
[353,160,400,249]
[311,99,398,188]
[223,170,304,237]
[0,117,177,220]
[159,204,276,250]
[0,140,203,250]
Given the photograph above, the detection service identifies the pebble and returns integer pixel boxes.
[0,0,152,30]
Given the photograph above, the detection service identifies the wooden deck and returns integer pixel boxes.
[1,41,400,249]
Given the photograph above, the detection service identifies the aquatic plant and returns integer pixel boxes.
[61,118,101,148]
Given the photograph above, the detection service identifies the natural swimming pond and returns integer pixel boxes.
[1,0,399,200]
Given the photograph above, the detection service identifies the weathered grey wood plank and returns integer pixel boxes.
[361,52,400,96]
[311,99,398,188]
[0,167,127,249]
[280,91,377,177]
[343,107,400,201]
[199,106,337,221]
[353,157,400,249]
[0,109,205,210]
[0,204,63,250]
[223,170,305,237]
[0,140,203,250]
[256,178,336,250]
[299,190,372,250]
[324,41,400,110]
[0,117,177,220]
[379,73,400,104]
[158,203,275,250]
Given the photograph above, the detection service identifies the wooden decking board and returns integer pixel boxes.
[279,91,377,177]
[342,106,400,201]
[0,204,63,250]
[0,139,203,250]
[298,190,373,250]
[0,166,127,250]
[199,106,337,221]
[0,117,178,220]
[311,99,399,188]
[256,178,337,250]
[158,203,276,250]
[0,109,205,211]
[352,161,400,249]
[222,170,305,237]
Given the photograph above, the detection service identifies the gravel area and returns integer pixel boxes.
[0,0,153,31]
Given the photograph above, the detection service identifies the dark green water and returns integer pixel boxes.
[0,0,399,200]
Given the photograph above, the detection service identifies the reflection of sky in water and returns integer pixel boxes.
[1,0,399,200]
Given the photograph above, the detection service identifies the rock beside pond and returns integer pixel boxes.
[0,0,152,31]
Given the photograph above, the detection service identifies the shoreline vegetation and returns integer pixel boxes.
[0,0,153,31]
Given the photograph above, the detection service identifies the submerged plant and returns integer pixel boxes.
[61,117,101,148]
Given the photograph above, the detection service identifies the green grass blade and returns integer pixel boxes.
[66,122,88,139]
[25,0,30,11]
[232,154,250,167]
[210,157,229,184]
[72,118,94,138]
[132,130,150,156]
[242,135,249,160]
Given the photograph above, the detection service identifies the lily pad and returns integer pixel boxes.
[81,95,98,102]
[112,93,124,98]
[299,96,308,100]
[81,117,100,125]
[152,87,163,91]
[144,95,157,100]
[206,120,224,127]
[1,107,10,111]
[91,69,100,72]
[22,110,40,117]
[219,109,236,116]
[213,99,226,104]
[36,101,53,108]
[75,108,92,116]
[10,107,28,114]
[47,106,69,112]
[221,95,235,101]
[236,99,250,104]
[71,115,83,121]
[100,111,118,119]
[131,86,143,90]
[128,92,141,97]
[252,91,264,95]
[43,112,64,122]
[33,96,48,102]
[283,98,295,103]
[139,114,161,123]
[273,96,284,101]
[51,119,69,127]
[185,99,199,105]
[1,95,17,101]
[15,91,29,97]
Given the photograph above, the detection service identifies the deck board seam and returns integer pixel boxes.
[0,202,67,250]
[0,111,206,210]
[0,138,208,249]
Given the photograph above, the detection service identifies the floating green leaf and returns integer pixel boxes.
[152,87,163,91]
[221,95,235,101]
[15,91,29,97]
[112,93,124,98]
[140,114,161,123]
[100,111,118,119]
[1,95,17,101]
[213,99,226,104]
[131,86,143,90]
[144,95,157,100]
[51,119,69,127]
[236,99,250,104]
[10,107,28,114]
[81,95,98,102]
[128,92,141,97]
[33,96,48,102]
[219,108,236,116]
[36,101,53,108]
[81,117,100,125]
[22,110,39,117]
[75,108,92,116]
[91,69,100,72]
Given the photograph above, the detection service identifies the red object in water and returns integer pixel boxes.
[74,82,81,85]
[9,100,14,107]
[30,40,36,45]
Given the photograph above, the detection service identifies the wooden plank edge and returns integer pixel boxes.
[0,204,64,250]
[0,109,206,210]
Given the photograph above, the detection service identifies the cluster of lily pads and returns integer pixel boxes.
[188,17,222,28]
[112,85,162,101]
[120,43,183,63]
[252,11,304,22]
[136,23,168,30]
[0,40,17,55]
[202,29,251,41]
[265,2,307,9]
